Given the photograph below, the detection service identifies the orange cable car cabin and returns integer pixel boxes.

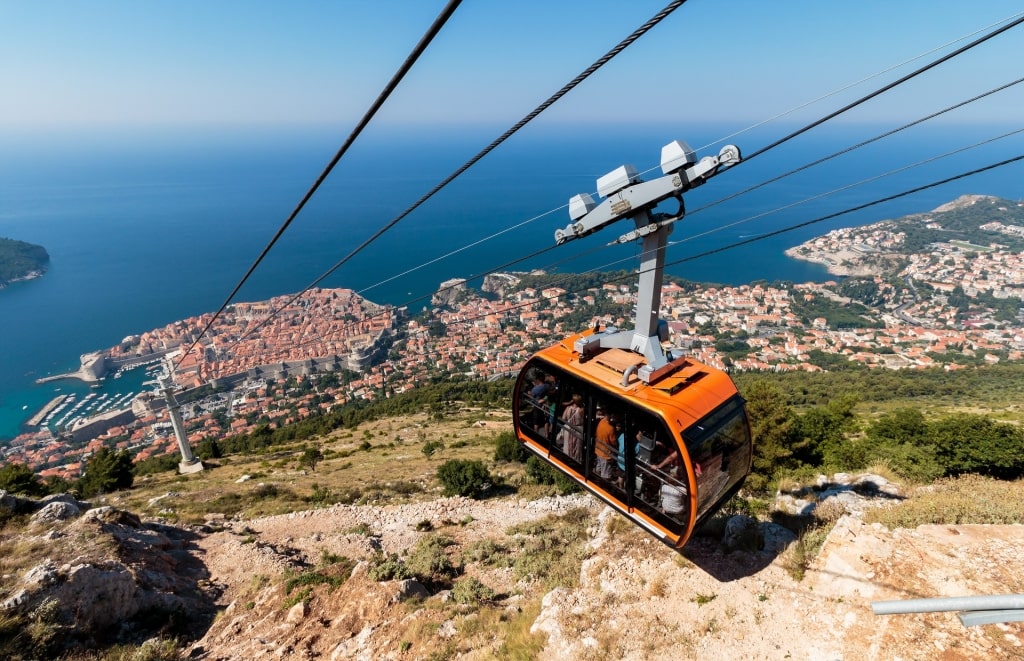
[513,138,752,548]
[513,328,752,548]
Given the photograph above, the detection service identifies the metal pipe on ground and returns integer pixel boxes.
[872,594,1024,615]
[958,609,1024,628]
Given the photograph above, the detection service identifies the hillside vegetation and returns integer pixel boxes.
[5,366,1024,506]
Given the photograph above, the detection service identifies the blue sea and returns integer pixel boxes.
[1,121,1021,441]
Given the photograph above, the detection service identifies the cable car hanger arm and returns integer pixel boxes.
[555,141,741,245]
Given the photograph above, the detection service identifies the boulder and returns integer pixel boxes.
[723,514,763,552]
[391,579,429,603]
[81,506,142,528]
[285,600,309,624]
[32,500,80,523]
[51,561,139,632]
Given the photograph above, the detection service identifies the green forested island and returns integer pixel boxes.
[0,237,49,287]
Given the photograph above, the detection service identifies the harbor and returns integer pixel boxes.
[15,363,158,437]
[25,395,68,427]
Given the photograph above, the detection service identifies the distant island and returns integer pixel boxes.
[0,237,49,287]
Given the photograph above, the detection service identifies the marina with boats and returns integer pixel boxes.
[21,360,165,435]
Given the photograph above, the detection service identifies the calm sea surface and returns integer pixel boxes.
[1,122,1021,440]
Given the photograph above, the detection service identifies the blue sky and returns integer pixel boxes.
[2,1,1023,133]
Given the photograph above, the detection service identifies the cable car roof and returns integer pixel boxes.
[534,329,741,434]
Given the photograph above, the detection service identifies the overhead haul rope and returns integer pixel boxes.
[662,154,1024,271]
[674,127,1024,247]
[208,9,1021,363]
[175,0,464,369]
[248,134,1023,360]
[739,13,1024,166]
[687,9,1024,156]
[227,0,693,349]
[356,204,569,296]
[684,76,1024,221]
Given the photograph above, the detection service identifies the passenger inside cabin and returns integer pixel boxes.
[633,431,665,506]
[556,393,585,461]
[529,374,551,437]
[544,374,559,438]
[594,412,619,480]
[660,466,688,520]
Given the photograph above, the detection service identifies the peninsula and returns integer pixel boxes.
[0,237,49,287]
[785,194,1024,279]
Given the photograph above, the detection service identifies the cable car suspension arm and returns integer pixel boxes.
[555,140,741,384]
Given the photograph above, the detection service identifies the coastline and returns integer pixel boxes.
[783,245,892,278]
[783,246,851,276]
[0,269,45,289]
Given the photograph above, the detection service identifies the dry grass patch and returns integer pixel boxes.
[0,531,50,578]
[864,474,1024,528]
[495,597,547,660]
[121,411,507,523]
[506,507,593,589]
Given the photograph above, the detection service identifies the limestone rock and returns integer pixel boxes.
[431,278,466,307]
[723,514,762,552]
[32,500,80,523]
[51,561,140,632]
[391,579,429,603]
[285,600,308,624]
[23,560,60,589]
[81,506,142,528]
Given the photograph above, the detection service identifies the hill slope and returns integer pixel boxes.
[4,479,1023,659]
[3,412,1023,659]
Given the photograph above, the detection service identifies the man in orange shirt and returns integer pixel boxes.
[594,413,619,480]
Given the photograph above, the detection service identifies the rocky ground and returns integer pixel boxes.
[3,482,1024,660]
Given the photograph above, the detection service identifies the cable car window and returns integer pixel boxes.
[517,369,557,448]
[619,410,688,527]
[514,354,745,546]
[682,396,751,518]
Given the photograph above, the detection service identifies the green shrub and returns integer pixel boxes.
[344,522,373,536]
[493,431,528,463]
[451,577,496,606]
[79,447,134,497]
[0,463,46,497]
[252,483,280,499]
[461,539,509,566]
[436,459,491,499]
[406,534,460,584]
[368,553,413,582]
[422,440,445,457]
[299,447,324,471]
[284,570,341,595]
[307,485,363,507]
[525,456,580,494]
[506,508,591,588]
